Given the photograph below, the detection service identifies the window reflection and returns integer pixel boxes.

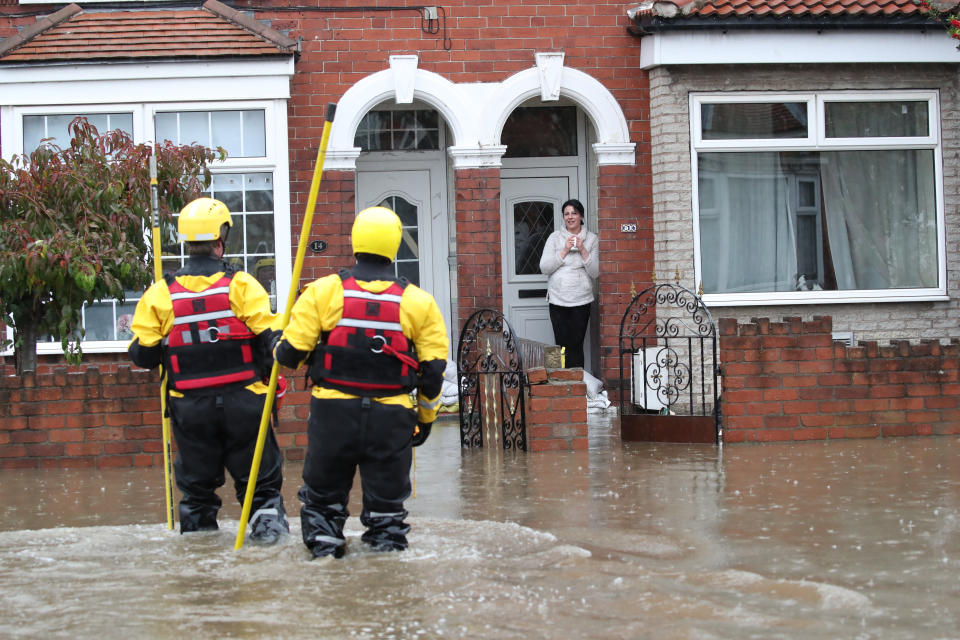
[502,106,577,158]
[354,109,440,151]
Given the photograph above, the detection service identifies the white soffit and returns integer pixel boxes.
[639,29,960,69]
[0,59,294,105]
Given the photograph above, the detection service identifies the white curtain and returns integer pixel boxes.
[821,149,936,290]
[700,152,796,293]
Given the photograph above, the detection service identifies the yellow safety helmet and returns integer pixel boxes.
[178,197,232,242]
[352,206,402,260]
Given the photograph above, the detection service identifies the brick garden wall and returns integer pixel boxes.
[0,365,311,470]
[719,316,960,443]
[4,313,960,468]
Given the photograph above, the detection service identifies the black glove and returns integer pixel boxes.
[267,329,283,354]
[411,422,432,447]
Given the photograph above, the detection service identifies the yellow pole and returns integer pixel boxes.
[235,103,337,550]
[149,153,176,530]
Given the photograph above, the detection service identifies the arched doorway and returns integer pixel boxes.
[499,99,594,371]
[353,102,452,339]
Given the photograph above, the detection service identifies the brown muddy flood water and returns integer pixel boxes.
[0,415,957,639]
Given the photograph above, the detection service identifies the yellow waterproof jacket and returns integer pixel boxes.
[129,268,279,396]
[279,273,449,424]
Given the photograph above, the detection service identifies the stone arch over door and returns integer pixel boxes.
[324,54,636,170]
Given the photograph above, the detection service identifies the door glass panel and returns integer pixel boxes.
[378,196,420,286]
[514,201,554,275]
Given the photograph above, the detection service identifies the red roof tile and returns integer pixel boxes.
[677,0,942,18]
[0,0,297,63]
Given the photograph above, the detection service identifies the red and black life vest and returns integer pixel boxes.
[162,273,259,392]
[309,274,419,396]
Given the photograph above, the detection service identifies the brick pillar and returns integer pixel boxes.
[454,167,502,323]
[524,366,587,451]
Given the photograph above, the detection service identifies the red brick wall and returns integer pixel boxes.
[455,168,503,321]
[525,366,588,451]
[0,366,310,469]
[719,316,960,443]
[0,0,653,390]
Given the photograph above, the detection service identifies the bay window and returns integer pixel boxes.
[691,91,945,305]
[3,100,289,352]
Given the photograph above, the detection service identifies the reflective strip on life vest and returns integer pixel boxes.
[342,288,404,304]
[169,285,231,301]
[335,317,404,332]
[171,309,237,326]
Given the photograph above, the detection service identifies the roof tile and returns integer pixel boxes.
[680,0,941,18]
[0,0,296,63]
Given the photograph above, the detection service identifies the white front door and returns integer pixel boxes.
[500,167,578,344]
[356,160,451,346]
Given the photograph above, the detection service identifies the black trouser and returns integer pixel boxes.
[168,388,284,533]
[548,302,592,369]
[300,396,417,551]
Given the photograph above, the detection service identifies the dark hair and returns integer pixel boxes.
[185,223,230,256]
[561,198,585,221]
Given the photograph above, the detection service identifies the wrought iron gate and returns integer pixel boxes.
[618,283,721,444]
[456,309,527,450]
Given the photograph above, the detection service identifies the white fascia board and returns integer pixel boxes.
[0,58,294,106]
[639,29,960,69]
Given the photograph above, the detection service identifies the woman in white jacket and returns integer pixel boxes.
[538,199,599,368]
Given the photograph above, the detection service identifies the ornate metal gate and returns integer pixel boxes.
[456,309,527,450]
[618,283,721,444]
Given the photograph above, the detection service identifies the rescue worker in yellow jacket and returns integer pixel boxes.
[275,206,448,559]
[128,197,289,543]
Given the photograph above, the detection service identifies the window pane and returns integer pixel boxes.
[247,214,274,254]
[83,302,115,341]
[701,103,807,140]
[252,257,276,302]
[354,109,439,152]
[398,228,418,261]
[821,149,937,289]
[212,173,244,212]
[155,112,178,143]
[179,112,209,147]
[244,173,273,212]
[23,116,45,150]
[396,260,419,286]
[825,101,929,138]
[698,150,938,294]
[211,111,243,157]
[241,110,266,156]
[22,113,133,152]
[502,106,577,157]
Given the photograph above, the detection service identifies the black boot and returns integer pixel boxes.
[360,509,410,552]
[300,487,348,559]
[249,500,289,545]
[179,502,218,534]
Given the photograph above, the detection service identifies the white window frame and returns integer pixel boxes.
[690,90,946,306]
[1,98,291,355]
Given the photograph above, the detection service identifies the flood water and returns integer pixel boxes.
[0,415,957,639]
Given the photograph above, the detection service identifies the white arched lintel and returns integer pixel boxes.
[326,58,472,171]
[485,65,635,166]
[324,58,635,170]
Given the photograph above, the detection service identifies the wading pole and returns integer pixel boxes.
[150,153,176,530]
[235,103,337,550]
